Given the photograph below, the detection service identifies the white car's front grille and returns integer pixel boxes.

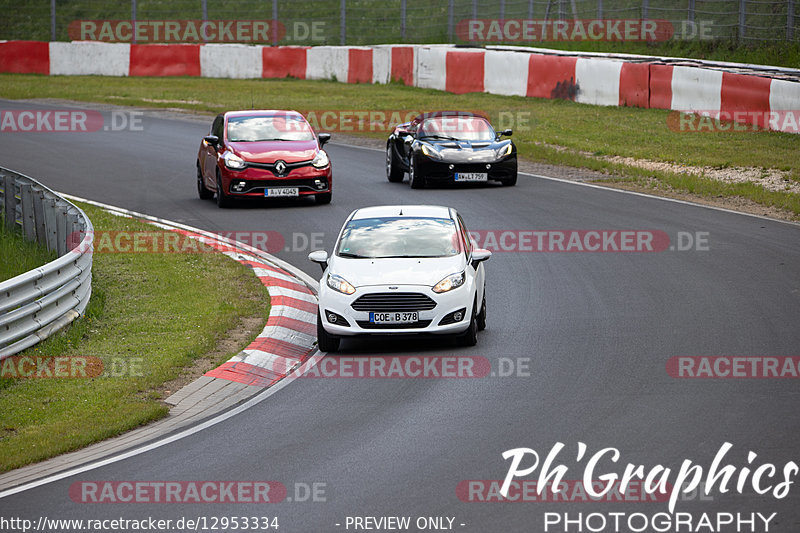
[351,293,437,312]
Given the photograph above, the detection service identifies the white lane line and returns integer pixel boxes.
[328,141,799,228]
[0,349,324,500]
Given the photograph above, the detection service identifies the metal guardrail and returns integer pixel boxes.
[0,167,93,359]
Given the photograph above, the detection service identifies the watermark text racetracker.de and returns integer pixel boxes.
[69,19,327,43]
[468,230,709,253]
[0,110,144,133]
[267,355,531,380]
[0,355,143,379]
[457,18,714,42]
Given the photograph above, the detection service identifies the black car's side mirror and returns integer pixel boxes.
[498,129,513,138]
[204,135,219,148]
[318,133,331,147]
[403,135,414,145]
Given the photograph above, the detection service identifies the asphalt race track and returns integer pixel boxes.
[1,100,799,532]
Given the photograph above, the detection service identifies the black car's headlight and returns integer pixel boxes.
[224,152,246,170]
[432,271,465,293]
[327,273,356,295]
[312,150,330,168]
[496,143,513,159]
[420,143,443,161]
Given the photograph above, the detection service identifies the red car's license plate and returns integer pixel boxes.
[265,187,299,197]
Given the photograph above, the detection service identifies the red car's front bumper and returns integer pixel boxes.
[219,164,332,197]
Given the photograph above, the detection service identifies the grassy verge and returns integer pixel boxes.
[0,202,270,472]
[1,73,798,218]
[0,220,58,282]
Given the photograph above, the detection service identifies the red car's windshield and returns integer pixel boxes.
[226,115,315,142]
[418,116,495,141]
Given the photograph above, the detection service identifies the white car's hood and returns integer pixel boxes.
[329,255,466,287]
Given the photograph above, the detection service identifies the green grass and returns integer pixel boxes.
[0,201,270,472]
[1,73,798,218]
[0,219,58,282]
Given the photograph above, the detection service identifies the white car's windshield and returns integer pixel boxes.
[337,217,462,258]
[227,115,315,142]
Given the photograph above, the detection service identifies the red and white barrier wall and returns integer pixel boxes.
[1,40,798,133]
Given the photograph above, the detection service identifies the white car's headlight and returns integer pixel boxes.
[420,144,442,160]
[496,143,512,159]
[432,271,465,293]
[224,152,246,170]
[327,273,355,295]
[312,150,330,168]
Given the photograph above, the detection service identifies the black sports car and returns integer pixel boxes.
[386,112,517,188]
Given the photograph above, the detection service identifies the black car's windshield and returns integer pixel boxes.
[418,116,495,141]
[227,115,315,142]
[336,217,462,258]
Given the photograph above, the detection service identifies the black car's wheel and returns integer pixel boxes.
[386,144,404,183]
[503,171,518,186]
[215,170,232,208]
[197,162,213,199]
[317,313,340,352]
[409,155,425,189]
[476,292,487,331]
[316,192,332,205]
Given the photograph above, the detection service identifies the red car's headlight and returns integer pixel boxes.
[312,150,330,169]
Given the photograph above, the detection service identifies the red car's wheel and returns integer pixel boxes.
[215,170,232,208]
[197,162,213,200]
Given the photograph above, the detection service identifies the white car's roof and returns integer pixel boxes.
[351,205,453,220]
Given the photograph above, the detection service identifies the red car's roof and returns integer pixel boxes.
[224,110,305,119]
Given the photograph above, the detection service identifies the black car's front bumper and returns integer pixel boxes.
[416,155,517,184]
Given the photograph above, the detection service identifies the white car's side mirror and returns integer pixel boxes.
[471,248,491,269]
[308,250,329,272]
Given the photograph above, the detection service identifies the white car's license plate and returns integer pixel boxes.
[455,172,488,182]
[369,311,419,324]
[265,187,299,197]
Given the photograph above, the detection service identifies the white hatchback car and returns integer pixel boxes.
[308,205,490,352]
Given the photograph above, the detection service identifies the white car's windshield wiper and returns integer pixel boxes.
[338,252,367,258]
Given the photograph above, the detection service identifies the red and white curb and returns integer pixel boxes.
[61,197,322,392]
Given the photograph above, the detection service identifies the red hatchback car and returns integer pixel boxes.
[197,110,333,207]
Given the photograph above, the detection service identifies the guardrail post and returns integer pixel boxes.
[33,187,47,246]
[642,0,649,20]
[401,0,406,41]
[56,204,68,255]
[597,0,603,20]
[3,175,15,230]
[50,0,56,41]
[272,0,278,45]
[44,198,58,252]
[448,0,454,41]
[340,0,346,45]
[739,0,746,40]
[688,0,695,23]
[789,0,795,40]
[20,183,35,241]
